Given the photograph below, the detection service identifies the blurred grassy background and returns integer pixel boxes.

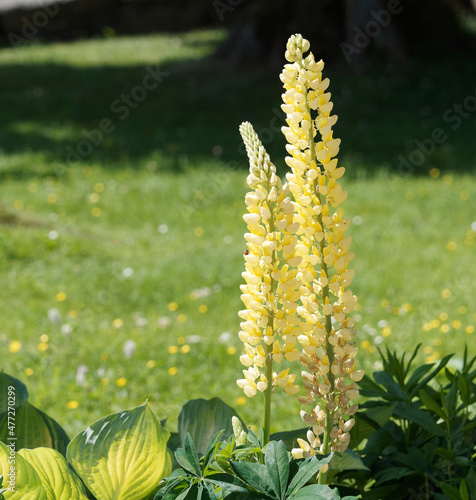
[0,29,475,437]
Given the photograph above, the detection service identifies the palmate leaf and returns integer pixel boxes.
[0,401,69,456]
[18,448,88,500]
[175,434,201,477]
[67,402,171,500]
[230,460,276,497]
[0,441,46,500]
[287,455,333,496]
[290,484,341,499]
[0,374,28,414]
[264,441,289,500]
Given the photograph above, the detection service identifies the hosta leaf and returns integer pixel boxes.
[67,402,170,500]
[19,448,88,500]
[0,441,46,500]
[178,398,242,455]
[0,402,69,456]
[0,374,28,414]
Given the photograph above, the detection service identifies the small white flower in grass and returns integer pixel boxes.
[374,335,384,345]
[76,365,88,386]
[187,335,201,344]
[122,267,134,278]
[124,340,136,359]
[158,224,169,234]
[223,235,233,244]
[48,230,59,240]
[158,317,171,329]
[471,221,476,231]
[47,307,61,325]
[219,332,233,343]
[61,324,72,335]
[352,215,363,225]
[135,315,148,327]
[49,213,58,221]
[377,320,388,328]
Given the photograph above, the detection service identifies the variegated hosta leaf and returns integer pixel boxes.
[19,448,89,500]
[67,402,171,500]
[0,441,46,500]
[0,373,28,413]
[0,402,69,456]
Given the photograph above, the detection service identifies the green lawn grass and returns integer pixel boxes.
[1,30,475,438]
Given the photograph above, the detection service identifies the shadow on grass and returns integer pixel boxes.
[0,43,475,181]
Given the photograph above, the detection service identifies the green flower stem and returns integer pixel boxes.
[304,88,335,485]
[263,180,277,447]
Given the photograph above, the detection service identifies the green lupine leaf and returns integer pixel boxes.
[0,441,46,500]
[330,450,369,471]
[264,441,289,500]
[270,429,307,452]
[437,482,462,500]
[287,455,333,496]
[0,374,28,414]
[291,484,340,499]
[457,374,471,406]
[67,402,170,500]
[230,460,275,497]
[393,406,446,437]
[175,434,201,477]
[418,389,447,421]
[0,401,69,456]
[19,447,88,500]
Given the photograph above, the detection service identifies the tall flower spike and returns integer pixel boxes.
[280,35,362,475]
[237,122,302,443]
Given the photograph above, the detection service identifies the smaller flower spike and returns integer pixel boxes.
[237,122,301,403]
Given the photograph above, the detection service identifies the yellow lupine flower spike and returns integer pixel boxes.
[280,35,362,463]
[237,122,301,392]
[237,122,301,442]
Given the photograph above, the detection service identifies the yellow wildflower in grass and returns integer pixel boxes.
[56,292,67,302]
[168,367,178,376]
[67,401,79,409]
[180,345,191,354]
[116,377,127,387]
[237,121,302,441]
[279,34,361,465]
[168,346,179,354]
[9,340,22,353]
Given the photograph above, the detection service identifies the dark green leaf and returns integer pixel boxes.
[466,468,476,498]
[434,447,455,461]
[175,438,201,477]
[437,482,462,500]
[374,467,416,484]
[330,450,369,471]
[445,378,459,415]
[393,406,446,437]
[178,398,242,456]
[0,401,69,455]
[264,441,289,500]
[458,374,470,406]
[207,472,250,494]
[460,479,470,500]
[291,484,340,499]
[203,430,224,472]
[349,404,394,448]
[407,363,433,390]
[287,455,332,496]
[0,372,29,413]
[418,389,447,421]
[372,372,405,401]
[410,354,453,397]
[230,460,275,497]
[203,481,218,500]
[270,429,307,451]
